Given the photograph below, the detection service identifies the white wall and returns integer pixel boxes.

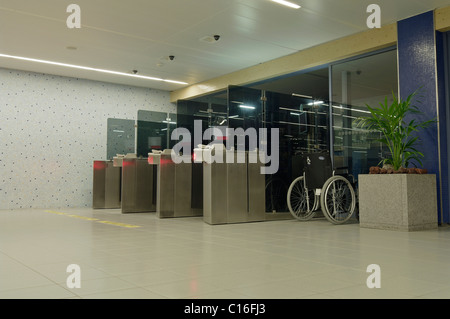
[0,68,175,209]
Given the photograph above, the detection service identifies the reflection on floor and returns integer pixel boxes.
[0,208,449,299]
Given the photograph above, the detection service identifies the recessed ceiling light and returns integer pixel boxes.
[239,105,255,110]
[0,53,188,85]
[307,101,324,105]
[271,0,301,9]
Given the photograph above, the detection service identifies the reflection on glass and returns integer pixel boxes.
[106,118,135,160]
[228,85,263,151]
[265,91,330,213]
[331,49,398,179]
[177,85,331,214]
[174,50,397,211]
[136,110,176,157]
[177,98,227,152]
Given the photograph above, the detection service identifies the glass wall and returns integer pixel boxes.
[174,48,398,212]
[106,118,135,160]
[136,110,177,157]
[177,86,330,213]
[227,86,264,151]
[265,91,330,212]
[330,49,398,180]
[176,97,227,153]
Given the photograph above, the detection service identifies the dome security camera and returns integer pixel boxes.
[213,35,220,41]
[168,55,175,61]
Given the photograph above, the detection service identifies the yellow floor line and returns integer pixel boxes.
[66,214,100,221]
[44,210,142,228]
[97,220,141,228]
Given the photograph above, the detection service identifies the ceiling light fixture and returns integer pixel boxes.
[292,93,312,99]
[307,101,324,105]
[0,53,188,85]
[239,105,255,110]
[271,0,301,9]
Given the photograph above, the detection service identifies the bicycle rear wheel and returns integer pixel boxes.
[287,176,317,221]
[320,175,356,224]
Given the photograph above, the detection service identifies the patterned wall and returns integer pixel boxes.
[0,68,176,209]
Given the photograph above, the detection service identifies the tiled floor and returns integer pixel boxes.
[1,208,450,299]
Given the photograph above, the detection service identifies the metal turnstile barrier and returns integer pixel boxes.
[92,160,121,209]
[197,146,265,225]
[148,150,203,218]
[113,155,157,214]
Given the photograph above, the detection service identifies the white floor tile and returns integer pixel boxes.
[81,287,168,299]
[0,208,449,300]
[0,284,77,299]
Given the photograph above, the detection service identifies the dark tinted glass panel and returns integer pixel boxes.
[106,118,135,160]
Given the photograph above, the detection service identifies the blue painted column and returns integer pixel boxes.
[436,31,449,224]
[397,11,448,224]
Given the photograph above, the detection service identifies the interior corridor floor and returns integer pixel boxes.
[1,207,450,299]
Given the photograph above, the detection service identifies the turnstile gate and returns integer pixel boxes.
[148,150,203,218]
[113,155,157,214]
[92,160,121,209]
[197,147,265,225]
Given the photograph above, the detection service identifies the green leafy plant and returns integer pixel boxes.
[355,90,436,171]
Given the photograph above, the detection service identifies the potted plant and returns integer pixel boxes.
[355,90,438,231]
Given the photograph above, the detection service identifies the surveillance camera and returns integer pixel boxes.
[168,55,175,61]
[132,70,138,74]
[213,35,220,41]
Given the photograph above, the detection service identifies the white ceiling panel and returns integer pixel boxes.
[0,0,449,92]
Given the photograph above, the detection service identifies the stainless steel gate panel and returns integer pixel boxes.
[247,151,266,221]
[200,148,265,225]
[92,161,107,209]
[92,160,121,209]
[226,151,248,223]
[121,158,156,213]
[203,156,228,225]
[154,154,175,218]
[174,161,202,217]
[150,152,203,218]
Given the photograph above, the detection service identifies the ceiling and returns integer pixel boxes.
[0,0,449,93]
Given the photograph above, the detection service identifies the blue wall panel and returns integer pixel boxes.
[397,11,445,222]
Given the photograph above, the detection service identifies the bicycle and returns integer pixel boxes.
[286,151,358,224]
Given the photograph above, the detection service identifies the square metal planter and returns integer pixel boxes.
[358,174,438,231]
